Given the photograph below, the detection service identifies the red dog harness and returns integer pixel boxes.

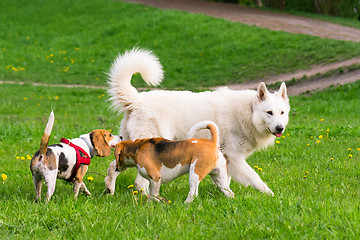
[60,138,91,182]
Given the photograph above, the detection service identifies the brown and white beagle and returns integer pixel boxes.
[30,111,121,202]
[105,121,234,203]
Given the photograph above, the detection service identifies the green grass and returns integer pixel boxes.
[2,0,360,90]
[1,82,360,239]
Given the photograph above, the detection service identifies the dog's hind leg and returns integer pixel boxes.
[227,155,273,196]
[44,170,57,202]
[185,160,202,203]
[32,173,43,202]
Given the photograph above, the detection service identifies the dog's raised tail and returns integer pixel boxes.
[187,121,220,146]
[107,48,164,112]
[39,111,55,156]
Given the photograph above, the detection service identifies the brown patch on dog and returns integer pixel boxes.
[192,142,219,181]
[30,149,57,171]
[90,129,113,157]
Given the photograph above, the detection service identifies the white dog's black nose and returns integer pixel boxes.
[276,125,284,133]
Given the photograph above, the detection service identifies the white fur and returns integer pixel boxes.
[107,48,290,196]
[44,111,54,136]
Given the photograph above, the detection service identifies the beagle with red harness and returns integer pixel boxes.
[105,121,234,203]
[30,111,121,202]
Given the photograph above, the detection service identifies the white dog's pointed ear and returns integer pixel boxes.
[257,82,269,101]
[278,82,288,102]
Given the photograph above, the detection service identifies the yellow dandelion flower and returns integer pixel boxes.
[87,176,94,181]
[320,118,324,121]
[36,103,40,106]
[276,140,280,144]
[305,171,308,174]
[24,98,28,100]
[132,191,138,195]
[50,60,54,63]
[55,96,59,100]
[258,168,263,171]
[91,59,95,63]
[316,140,321,144]
[140,188,144,192]
[1,174,7,181]
[330,158,334,161]
[168,200,172,203]
[349,154,353,158]
[326,129,330,132]
[307,143,310,146]
[27,156,32,160]
[254,166,258,169]
[64,113,68,116]
[310,136,313,139]
[50,54,54,57]
[304,175,307,179]
[21,156,25,160]
[16,156,20,159]
[127,184,134,188]
[357,148,360,151]
[319,135,323,139]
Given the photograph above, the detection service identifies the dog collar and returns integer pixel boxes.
[80,136,95,158]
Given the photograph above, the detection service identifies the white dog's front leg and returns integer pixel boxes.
[227,155,274,196]
[105,160,121,195]
[135,172,150,196]
[148,178,161,201]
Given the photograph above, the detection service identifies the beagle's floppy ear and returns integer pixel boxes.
[257,82,269,101]
[90,130,111,157]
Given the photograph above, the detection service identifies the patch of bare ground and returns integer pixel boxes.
[122,0,360,42]
[2,0,360,95]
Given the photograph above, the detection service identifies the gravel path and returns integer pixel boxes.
[2,0,360,95]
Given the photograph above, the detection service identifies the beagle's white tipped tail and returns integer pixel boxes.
[187,121,220,146]
[107,48,164,112]
[39,111,55,156]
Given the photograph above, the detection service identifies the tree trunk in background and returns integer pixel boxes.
[314,0,332,14]
[255,0,263,7]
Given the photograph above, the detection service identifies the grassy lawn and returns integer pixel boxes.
[1,0,360,90]
[2,0,360,238]
[1,82,360,239]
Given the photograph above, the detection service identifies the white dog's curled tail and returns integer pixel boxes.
[187,121,220,147]
[39,111,55,156]
[107,48,164,112]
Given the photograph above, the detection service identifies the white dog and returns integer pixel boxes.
[107,48,290,196]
